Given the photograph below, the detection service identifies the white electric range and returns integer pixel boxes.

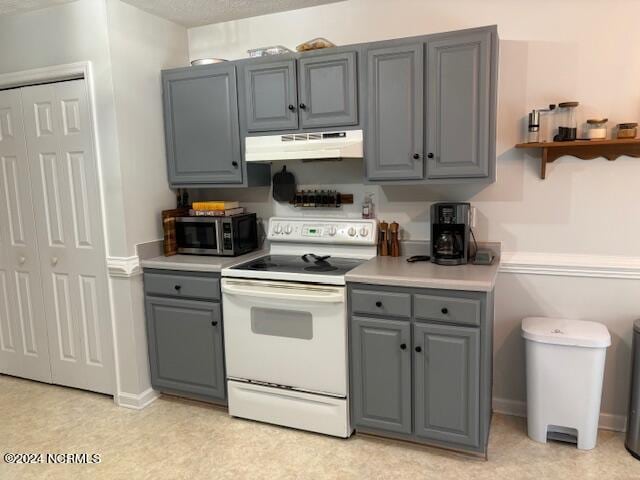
[220,217,378,437]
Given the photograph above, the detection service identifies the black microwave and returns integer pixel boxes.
[175,213,258,256]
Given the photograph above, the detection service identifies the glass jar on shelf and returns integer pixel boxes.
[554,101,579,141]
[585,118,608,140]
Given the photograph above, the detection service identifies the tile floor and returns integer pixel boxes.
[0,375,637,479]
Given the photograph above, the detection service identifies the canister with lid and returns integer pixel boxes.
[554,101,579,141]
[585,118,608,140]
[617,123,638,139]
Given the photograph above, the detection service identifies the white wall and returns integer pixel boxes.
[0,0,130,256]
[189,0,640,421]
[106,0,189,254]
[0,0,189,407]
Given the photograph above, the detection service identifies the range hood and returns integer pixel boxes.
[245,130,363,162]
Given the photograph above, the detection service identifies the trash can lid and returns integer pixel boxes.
[635,319,640,334]
[521,317,611,348]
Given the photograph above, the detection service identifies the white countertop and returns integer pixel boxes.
[345,256,500,292]
[141,251,499,291]
[140,249,268,273]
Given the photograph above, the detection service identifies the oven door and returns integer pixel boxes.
[175,217,221,254]
[221,278,347,396]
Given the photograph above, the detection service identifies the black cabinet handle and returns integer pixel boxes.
[211,320,218,326]
[232,161,238,167]
[288,104,296,111]
[174,285,181,291]
[400,343,407,350]
[375,301,382,308]
[427,153,434,159]
[441,307,448,315]
[415,346,422,353]
[299,103,307,109]
[413,153,420,160]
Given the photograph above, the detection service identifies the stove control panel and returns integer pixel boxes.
[268,218,377,245]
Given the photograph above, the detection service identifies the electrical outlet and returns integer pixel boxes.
[470,206,477,229]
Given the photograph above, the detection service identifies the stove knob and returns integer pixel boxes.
[273,224,283,234]
[284,224,293,235]
[359,227,369,237]
[348,227,357,237]
[327,226,337,236]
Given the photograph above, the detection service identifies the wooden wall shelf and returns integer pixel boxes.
[515,138,640,179]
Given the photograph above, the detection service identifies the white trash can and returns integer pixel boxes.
[522,317,611,450]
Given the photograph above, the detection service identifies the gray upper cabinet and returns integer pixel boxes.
[162,64,243,186]
[244,59,299,132]
[413,322,480,448]
[145,296,226,401]
[298,51,358,128]
[351,317,412,434]
[426,31,492,178]
[365,44,424,181]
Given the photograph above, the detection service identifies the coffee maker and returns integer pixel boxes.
[431,203,471,265]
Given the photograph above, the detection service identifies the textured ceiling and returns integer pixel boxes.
[0,0,77,16]
[122,0,343,27]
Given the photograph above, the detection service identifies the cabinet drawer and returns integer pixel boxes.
[144,271,220,301]
[414,294,480,326]
[351,289,411,319]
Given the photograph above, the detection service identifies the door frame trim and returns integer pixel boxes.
[0,61,118,397]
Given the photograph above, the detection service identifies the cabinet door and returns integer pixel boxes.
[163,64,243,185]
[426,31,491,178]
[414,323,480,447]
[351,317,412,434]
[298,51,358,128]
[146,296,226,401]
[244,59,298,132]
[365,44,424,181]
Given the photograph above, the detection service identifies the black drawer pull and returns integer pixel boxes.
[375,301,382,308]
[211,320,218,326]
[413,153,420,159]
[288,104,295,111]
[400,343,407,350]
[299,103,307,109]
[427,153,434,159]
[174,285,181,291]
[441,307,448,315]
[231,161,238,167]
[415,346,422,353]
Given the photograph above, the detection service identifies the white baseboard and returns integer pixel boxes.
[492,397,627,432]
[116,388,159,410]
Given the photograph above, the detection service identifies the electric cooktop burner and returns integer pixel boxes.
[232,254,363,276]
[304,265,339,272]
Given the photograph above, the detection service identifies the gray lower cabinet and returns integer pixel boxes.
[298,51,358,128]
[143,270,226,403]
[413,322,480,447]
[426,31,493,179]
[364,43,424,181]
[349,283,493,455]
[244,59,299,132]
[162,64,243,186]
[351,317,412,434]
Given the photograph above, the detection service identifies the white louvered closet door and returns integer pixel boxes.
[0,90,52,383]
[21,80,114,395]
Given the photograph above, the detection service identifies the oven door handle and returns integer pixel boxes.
[221,281,345,304]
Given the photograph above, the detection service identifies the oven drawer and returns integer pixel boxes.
[414,293,481,326]
[350,289,411,319]
[227,380,350,438]
[144,271,220,301]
